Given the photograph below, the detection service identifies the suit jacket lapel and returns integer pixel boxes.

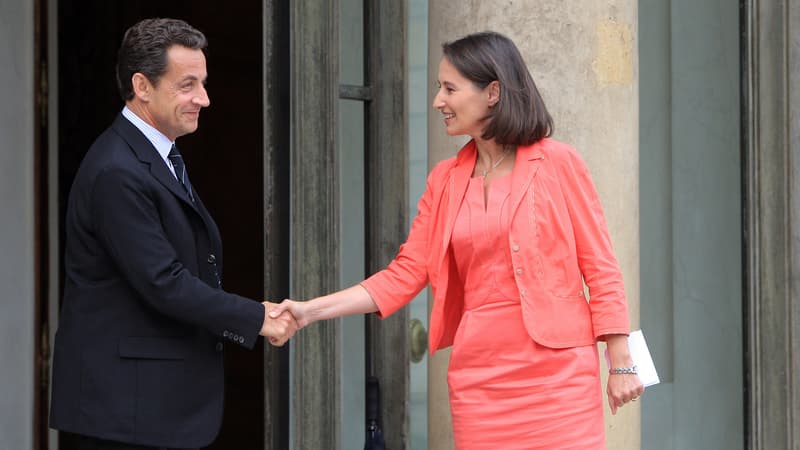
[436,140,475,267]
[192,192,222,248]
[111,114,200,213]
[508,140,545,220]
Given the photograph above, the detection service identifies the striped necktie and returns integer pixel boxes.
[168,144,194,202]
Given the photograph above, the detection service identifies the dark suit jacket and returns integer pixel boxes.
[49,114,265,448]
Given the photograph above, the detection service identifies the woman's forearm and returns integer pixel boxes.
[304,284,379,324]
[604,334,634,368]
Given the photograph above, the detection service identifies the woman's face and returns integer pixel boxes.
[432,57,496,138]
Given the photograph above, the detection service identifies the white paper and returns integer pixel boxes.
[605,329,660,387]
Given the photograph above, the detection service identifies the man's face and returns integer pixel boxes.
[145,45,210,140]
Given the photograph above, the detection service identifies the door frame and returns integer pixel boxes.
[47,2,278,448]
[741,0,800,447]
[288,0,408,448]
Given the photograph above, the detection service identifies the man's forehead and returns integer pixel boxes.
[165,47,207,79]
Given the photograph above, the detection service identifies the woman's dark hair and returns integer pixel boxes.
[116,18,207,101]
[442,31,553,145]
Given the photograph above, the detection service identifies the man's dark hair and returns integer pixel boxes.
[116,18,207,101]
[442,31,553,146]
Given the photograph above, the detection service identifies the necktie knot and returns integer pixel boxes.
[168,144,194,201]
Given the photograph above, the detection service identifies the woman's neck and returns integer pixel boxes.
[473,138,515,178]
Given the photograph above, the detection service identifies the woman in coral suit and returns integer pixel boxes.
[271,31,644,449]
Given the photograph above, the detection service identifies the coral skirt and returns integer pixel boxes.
[447,298,605,449]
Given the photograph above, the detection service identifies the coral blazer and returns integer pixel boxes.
[361,138,630,354]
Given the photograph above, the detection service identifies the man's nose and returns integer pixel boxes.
[195,85,210,107]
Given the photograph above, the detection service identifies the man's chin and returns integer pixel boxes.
[181,123,199,136]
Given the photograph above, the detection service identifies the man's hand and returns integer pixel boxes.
[260,301,298,346]
[268,299,312,328]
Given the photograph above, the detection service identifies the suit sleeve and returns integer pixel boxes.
[361,163,444,318]
[91,166,264,349]
[558,148,630,339]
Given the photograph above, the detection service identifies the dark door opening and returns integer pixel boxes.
[56,2,272,449]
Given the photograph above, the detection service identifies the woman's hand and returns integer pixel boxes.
[260,301,299,346]
[604,334,645,414]
[269,299,313,329]
[606,372,644,415]
[264,285,380,347]
[268,285,379,332]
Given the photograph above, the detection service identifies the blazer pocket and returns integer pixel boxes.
[118,337,186,360]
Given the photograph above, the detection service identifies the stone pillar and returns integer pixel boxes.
[427,1,640,449]
[0,1,35,449]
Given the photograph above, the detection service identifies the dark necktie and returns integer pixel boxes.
[168,144,194,202]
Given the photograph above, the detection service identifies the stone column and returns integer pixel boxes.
[0,1,36,449]
[427,1,640,449]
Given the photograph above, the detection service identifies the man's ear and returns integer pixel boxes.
[487,80,500,107]
[131,73,151,101]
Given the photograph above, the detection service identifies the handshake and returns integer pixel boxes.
[255,284,378,346]
[258,299,307,346]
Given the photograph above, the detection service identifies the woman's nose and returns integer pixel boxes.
[432,91,444,110]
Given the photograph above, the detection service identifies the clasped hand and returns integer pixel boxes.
[259,300,308,346]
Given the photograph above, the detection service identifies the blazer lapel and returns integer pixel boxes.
[192,192,222,247]
[436,140,476,267]
[148,157,200,212]
[507,140,545,220]
[111,114,200,212]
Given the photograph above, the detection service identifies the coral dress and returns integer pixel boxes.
[447,174,606,450]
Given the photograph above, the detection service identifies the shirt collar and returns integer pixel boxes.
[121,106,175,163]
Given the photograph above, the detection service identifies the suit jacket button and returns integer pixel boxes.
[216,342,224,352]
[208,254,216,264]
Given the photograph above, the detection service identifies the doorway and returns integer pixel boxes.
[54,1,281,449]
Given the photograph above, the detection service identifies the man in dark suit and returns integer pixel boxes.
[49,18,296,450]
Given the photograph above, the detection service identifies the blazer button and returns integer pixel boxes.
[216,342,224,352]
[238,336,245,344]
[208,254,217,264]
[223,330,230,338]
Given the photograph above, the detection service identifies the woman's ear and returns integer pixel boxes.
[131,73,151,102]
[487,80,500,107]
